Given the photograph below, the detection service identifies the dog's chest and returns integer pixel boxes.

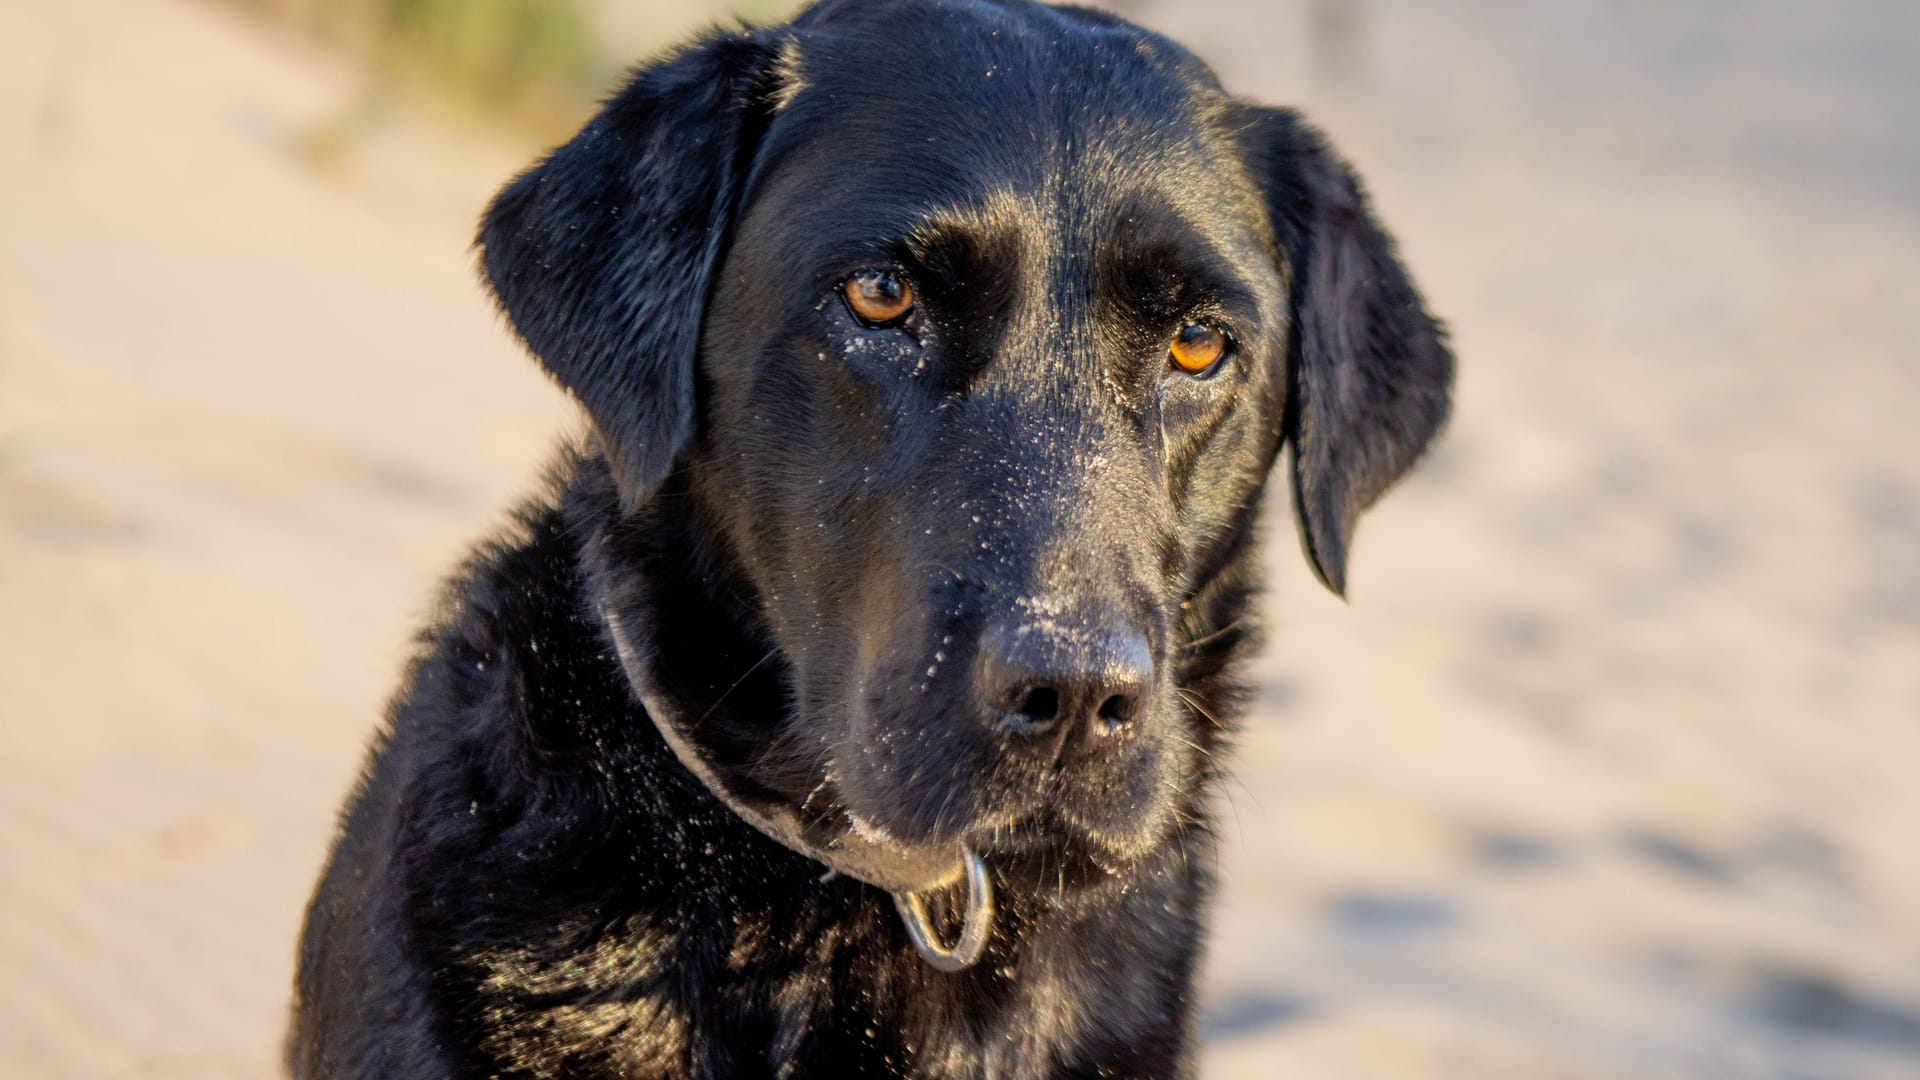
[471,919,691,1075]
[466,912,1088,1079]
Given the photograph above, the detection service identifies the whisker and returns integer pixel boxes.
[1177,618,1244,653]
[931,783,963,844]
[912,560,968,584]
[1173,685,1223,729]
[1217,778,1247,841]
[1169,733,1217,770]
[692,647,778,730]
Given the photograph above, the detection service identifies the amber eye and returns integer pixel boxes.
[843,271,915,325]
[1169,322,1229,374]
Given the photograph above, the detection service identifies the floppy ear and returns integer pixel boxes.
[478,32,779,509]
[1241,108,1454,596]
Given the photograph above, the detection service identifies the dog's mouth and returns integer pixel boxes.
[824,703,1178,891]
[831,781,1155,892]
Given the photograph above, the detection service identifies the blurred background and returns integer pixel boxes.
[2,0,1917,1076]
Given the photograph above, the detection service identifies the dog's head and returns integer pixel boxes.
[480,0,1450,885]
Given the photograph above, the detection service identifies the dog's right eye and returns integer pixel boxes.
[843,271,915,326]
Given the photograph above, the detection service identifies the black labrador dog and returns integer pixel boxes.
[290,0,1451,1075]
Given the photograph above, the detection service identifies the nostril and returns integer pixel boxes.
[1018,687,1060,721]
[1095,691,1140,732]
[1004,686,1060,734]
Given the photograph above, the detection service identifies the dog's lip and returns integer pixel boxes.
[817,786,1158,892]
[818,810,969,893]
[971,804,1156,867]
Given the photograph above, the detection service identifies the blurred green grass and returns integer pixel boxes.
[220,0,800,156]
[381,0,600,101]
[219,0,614,140]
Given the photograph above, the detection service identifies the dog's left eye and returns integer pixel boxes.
[843,271,915,326]
[1168,323,1231,375]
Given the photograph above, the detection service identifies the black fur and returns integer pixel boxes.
[290,1,1452,1076]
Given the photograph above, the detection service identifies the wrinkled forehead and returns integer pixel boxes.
[742,4,1262,265]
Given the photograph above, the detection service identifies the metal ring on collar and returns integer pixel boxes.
[892,848,994,973]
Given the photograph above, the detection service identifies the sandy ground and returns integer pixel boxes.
[2,0,1917,1076]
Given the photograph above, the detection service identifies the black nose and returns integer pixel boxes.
[980,616,1154,754]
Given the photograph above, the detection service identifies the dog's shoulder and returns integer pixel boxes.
[295,449,691,1075]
